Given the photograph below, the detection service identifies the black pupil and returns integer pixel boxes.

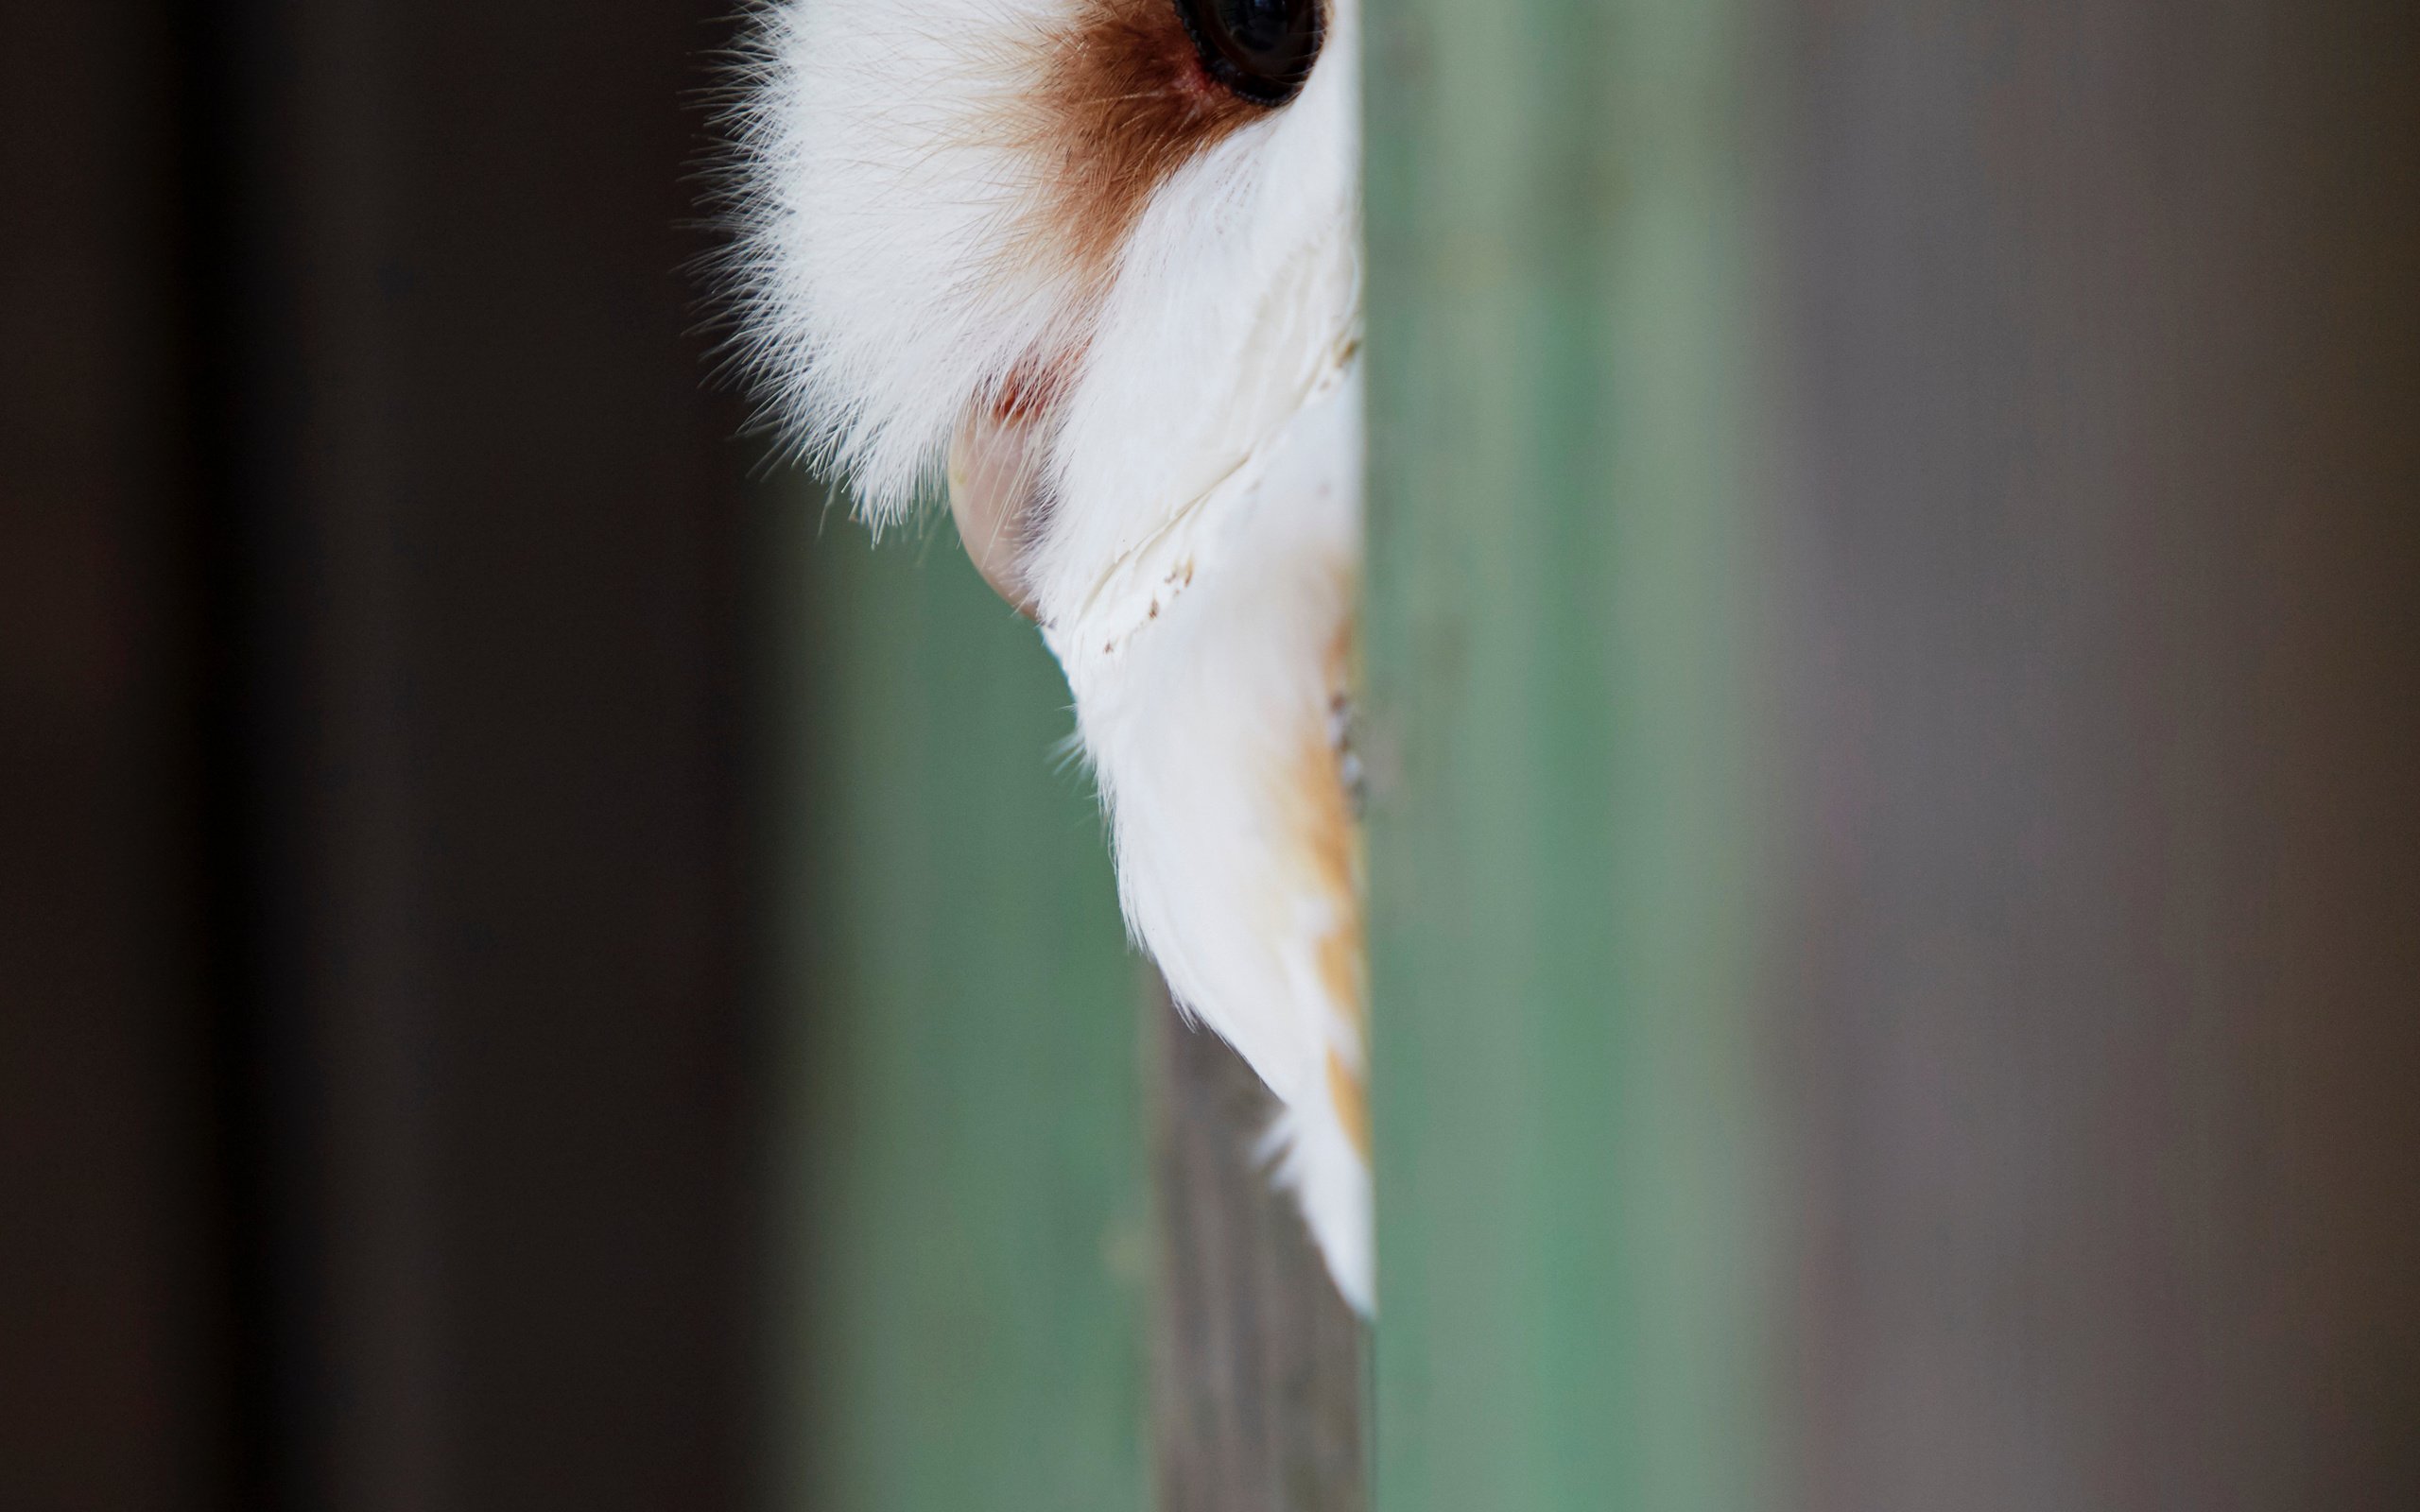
[1176,0,1323,107]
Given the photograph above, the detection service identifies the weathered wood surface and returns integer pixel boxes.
[1152,983,1368,1512]
[1779,6,2420,1507]
[1368,0,2420,1508]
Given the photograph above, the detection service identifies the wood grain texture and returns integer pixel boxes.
[1780,5,2420,1507]
[1364,0,1776,1505]
[1151,982,1367,1512]
[1368,0,2420,1508]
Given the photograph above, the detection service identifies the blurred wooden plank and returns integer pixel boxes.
[195,1,762,1506]
[1363,0,1778,1506]
[1369,0,2420,1509]
[0,0,231,1506]
[1151,982,1366,1512]
[778,538,1359,1512]
[1780,4,2420,1508]
[773,529,1149,1512]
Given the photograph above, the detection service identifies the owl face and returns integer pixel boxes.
[729,0,1359,625]
[732,0,1374,1313]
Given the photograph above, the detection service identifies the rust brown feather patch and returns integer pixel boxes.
[1291,612,1369,1158]
[957,2,1267,601]
[1021,0,1262,281]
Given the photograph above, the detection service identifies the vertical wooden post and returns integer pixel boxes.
[775,534,1150,1512]
[778,533,1368,1512]
[1364,0,1778,1506]
[0,2,229,1505]
[181,1,764,1505]
[1778,5,2420,1507]
[1366,0,2420,1509]
[1151,981,1367,1512]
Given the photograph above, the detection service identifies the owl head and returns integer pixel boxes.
[723,0,1359,624]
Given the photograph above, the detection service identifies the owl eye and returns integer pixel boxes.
[1173,0,1323,108]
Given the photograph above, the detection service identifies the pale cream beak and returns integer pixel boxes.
[946,410,1045,621]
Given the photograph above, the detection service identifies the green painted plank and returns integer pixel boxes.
[766,501,1149,1512]
[1364,1,1782,1508]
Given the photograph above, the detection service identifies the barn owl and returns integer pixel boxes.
[724,0,1369,1312]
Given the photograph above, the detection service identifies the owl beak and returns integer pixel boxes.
[946,411,1045,621]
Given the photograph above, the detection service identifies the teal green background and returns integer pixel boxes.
[1364,0,1782,1507]
[767,507,1150,1512]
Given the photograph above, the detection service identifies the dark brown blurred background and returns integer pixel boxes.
[4,1,760,1507]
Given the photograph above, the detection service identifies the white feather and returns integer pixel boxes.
[728,0,1371,1313]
